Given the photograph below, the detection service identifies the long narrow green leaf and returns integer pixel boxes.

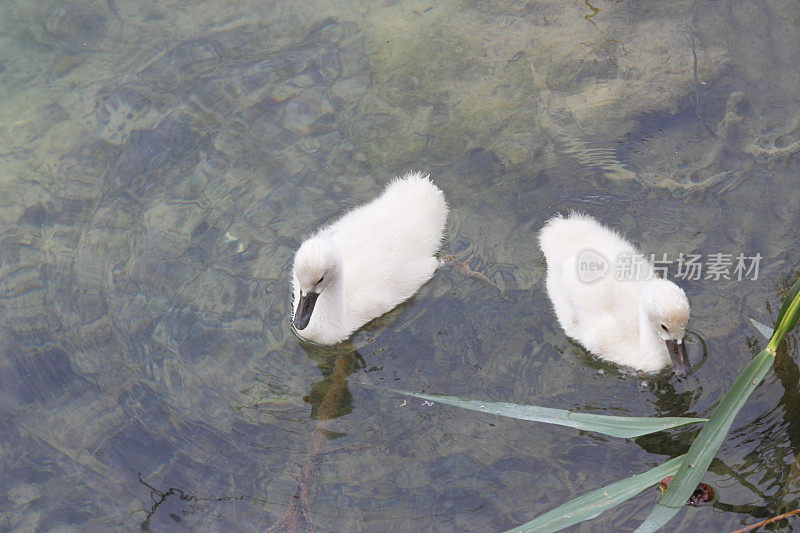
[635,349,775,532]
[774,277,800,336]
[637,280,800,531]
[508,455,685,533]
[392,390,706,438]
[750,318,774,340]
[770,277,800,352]
[633,504,679,533]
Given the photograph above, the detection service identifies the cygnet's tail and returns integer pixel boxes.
[385,171,448,218]
[539,212,589,263]
[383,171,449,251]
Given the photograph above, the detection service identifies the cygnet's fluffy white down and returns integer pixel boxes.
[292,171,448,345]
[538,212,691,375]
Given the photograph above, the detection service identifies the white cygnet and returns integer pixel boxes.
[292,171,448,345]
[539,212,691,376]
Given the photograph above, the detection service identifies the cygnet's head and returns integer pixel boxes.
[642,278,691,376]
[292,237,341,330]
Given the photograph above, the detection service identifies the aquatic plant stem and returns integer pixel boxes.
[638,277,800,532]
[729,507,800,533]
[635,349,775,532]
[769,286,800,353]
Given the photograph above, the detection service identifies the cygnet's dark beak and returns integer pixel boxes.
[293,290,319,330]
[666,339,689,377]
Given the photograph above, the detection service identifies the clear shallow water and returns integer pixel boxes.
[1,0,800,531]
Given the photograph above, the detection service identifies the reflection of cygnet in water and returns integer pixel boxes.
[539,212,691,376]
[291,171,448,345]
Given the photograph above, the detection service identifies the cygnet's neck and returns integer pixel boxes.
[310,240,348,339]
[637,292,669,367]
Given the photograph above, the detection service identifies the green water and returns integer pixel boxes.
[1,1,800,531]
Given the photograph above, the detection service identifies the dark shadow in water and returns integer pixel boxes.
[301,340,364,421]
[265,339,384,532]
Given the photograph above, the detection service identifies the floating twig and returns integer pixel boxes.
[729,507,800,533]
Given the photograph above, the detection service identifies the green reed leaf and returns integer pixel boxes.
[507,455,685,533]
[392,390,706,438]
[635,349,775,532]
[749,318,774,340]
[633,503,680,533]
[770,277,800,352]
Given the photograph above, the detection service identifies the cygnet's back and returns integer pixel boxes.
[330,172,448,327]
[539,212,650,330]
[539,212,639,273]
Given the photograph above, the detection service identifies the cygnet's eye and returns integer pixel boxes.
[317,276,324,284]
[660,323,668,332]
